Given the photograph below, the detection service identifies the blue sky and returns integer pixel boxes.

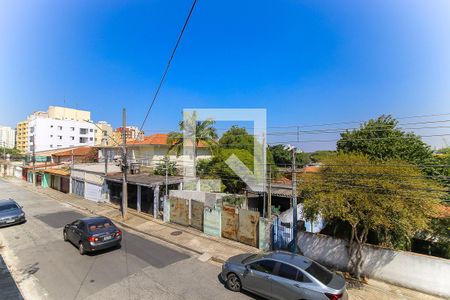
[1,0,450,151]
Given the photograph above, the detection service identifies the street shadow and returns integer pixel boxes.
[216,273,265,300]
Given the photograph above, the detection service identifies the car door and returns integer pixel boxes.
[271,263,316,300]
[67,220,80,243]
[242,259,276,299]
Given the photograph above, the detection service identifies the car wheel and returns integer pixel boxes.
[226,273,241,292]
[79,242,85,255]
[63,231,68,242]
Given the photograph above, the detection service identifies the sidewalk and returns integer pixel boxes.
[2,177,444,300]
[5,177,259,263]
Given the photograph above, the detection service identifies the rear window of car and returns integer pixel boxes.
[0,203,19,212]
[305,262,333,285]
[242,253,264,264]
[88,221,114,232]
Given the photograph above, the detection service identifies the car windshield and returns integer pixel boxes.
[305,261,333,285]
[0,203,19,212]
[88,221,114,232]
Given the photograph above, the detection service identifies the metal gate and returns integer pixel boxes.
[221,206,260,247]
[190,200,204,231]
[272,218,293,250]
[60,177,70,193]
[238,209,260,247]
[222,205,239,241]
[85,182,102,202]
[72,179,85,197]
[170,197,189,226]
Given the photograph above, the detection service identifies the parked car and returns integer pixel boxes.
[221,251,348,300]
[63,216,122,255]
[0,199,26,227]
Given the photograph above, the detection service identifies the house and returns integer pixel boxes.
[52,146,98,164]
[127,133,212,169]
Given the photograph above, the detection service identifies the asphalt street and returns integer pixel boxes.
[0,180,255,300]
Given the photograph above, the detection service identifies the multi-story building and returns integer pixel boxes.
[0,126,16,149]
[15,121,28,153]
[26,106,95,153]
[28,117,96,153]
[48,106,90,121]
[94,121,114,146]
[113,126,144,144]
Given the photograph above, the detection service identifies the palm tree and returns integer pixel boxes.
[167,111,218,173]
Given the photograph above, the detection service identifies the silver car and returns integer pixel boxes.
[221,251,348,300]
[0,199,26,227]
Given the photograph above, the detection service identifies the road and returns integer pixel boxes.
[0,180,255,300]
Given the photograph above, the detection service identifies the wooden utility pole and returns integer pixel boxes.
[121,108,128,220]
[291,147,297,253]
[268,165,272,219]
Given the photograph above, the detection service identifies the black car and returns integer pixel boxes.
[63,216,122,255]
[0,199,26,227]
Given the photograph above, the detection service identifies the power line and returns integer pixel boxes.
[139,0,198,133]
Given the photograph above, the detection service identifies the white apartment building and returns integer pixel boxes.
[0,126,16,149]
[28,117,96,153]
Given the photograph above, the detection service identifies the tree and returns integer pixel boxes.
[298,153,445,279]
[219,125,254,153]
[269,144,310,167]
[154,156,178,176]
[197,148,254,193]
[167,111,218,170]
[337,115,437,174]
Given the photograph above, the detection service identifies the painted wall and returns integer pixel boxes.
[42,173,50,188]
[296,231,450,298]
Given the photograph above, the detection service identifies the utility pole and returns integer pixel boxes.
[165,158,168,201]
[32,136,36,186]
[2,141,5,160]
[104,148,108,176]
[291,147,297,253]
[268,165,272,219]
[121,108,128,220]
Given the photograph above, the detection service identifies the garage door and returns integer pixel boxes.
[85,182,103,202]
[72,179,84,197]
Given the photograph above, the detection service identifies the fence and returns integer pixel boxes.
[296,231,450,298]
[272,217,293,250]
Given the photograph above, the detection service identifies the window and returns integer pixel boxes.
[305,262,333,285]
[89,137,93,141]
[94,129,97,133]
[90,129,93,132]
[103,130,107,136]
[50,125,53,128]
[30,127,35,133]
[57,145,62,147]
[277,263,299,281]
[58,126,62,130]
[50,135,53,138]
[249,260,276,274]
[58,135,62,140]
[70,127,75,131]
[70,136,75,140]
[77,221,85,231]
[80,137,88,143]
[296,270,311,283]
[50,145,53,148]
[80,128,88,134]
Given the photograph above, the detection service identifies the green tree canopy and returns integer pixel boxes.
[197,148,254,193]
[337,115,436,173]
[299,153,445,279]
[268,144,310,167]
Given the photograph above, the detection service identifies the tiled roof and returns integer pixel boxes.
[128,133,209,147]
[44,168,70,176]
[52,147,94,157]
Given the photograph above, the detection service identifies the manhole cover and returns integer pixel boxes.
[170,231,182,236]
